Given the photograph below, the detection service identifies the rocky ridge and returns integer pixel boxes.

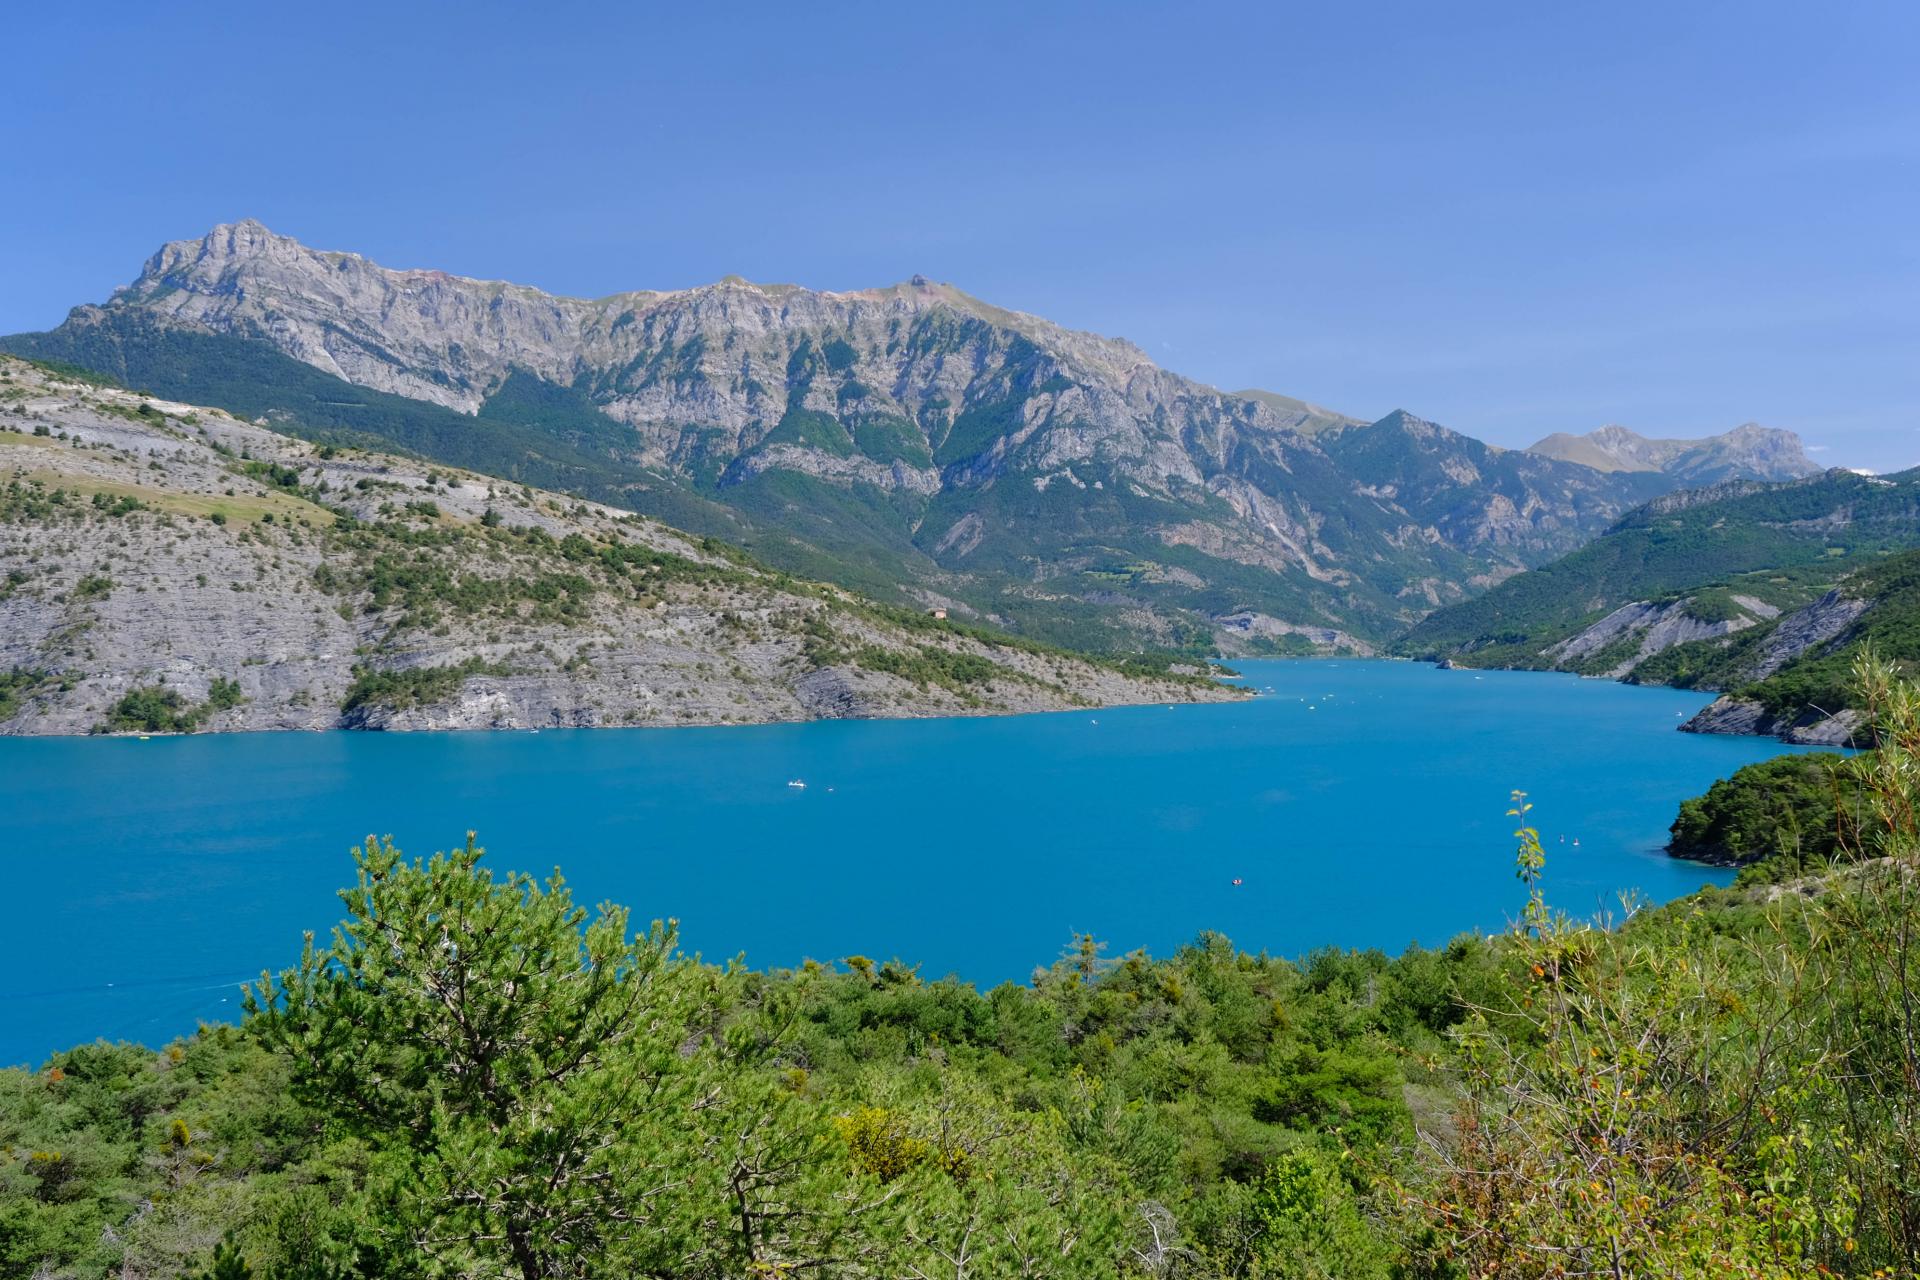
[1398,466,1920,741]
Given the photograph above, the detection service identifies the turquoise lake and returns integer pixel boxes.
[0,659,1821,1066]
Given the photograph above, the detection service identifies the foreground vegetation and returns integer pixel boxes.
[10,659,1920,1277]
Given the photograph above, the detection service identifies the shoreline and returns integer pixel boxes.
[0,674,1249,741]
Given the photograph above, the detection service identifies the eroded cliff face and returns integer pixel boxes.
[35,221,1679,650]
[1546,599,1769,679]
[0,358,1238,735]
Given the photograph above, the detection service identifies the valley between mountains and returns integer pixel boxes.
[3,221,1907,741]
[3,222,1824,655]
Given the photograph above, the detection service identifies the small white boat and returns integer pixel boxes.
[787,779,806,789]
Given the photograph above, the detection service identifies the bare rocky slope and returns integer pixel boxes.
[2,221,1813,656]
[0,358,1238,735]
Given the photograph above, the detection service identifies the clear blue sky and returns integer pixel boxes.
[5,2,1916,468]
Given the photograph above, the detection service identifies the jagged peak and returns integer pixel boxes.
[119,223,1157,375]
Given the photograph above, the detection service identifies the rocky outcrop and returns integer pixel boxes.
[1547,599,1759,677]
[1735,589,1870,683]
[1665,586,1876,744]
[1213,611,1375,656]
[1678,697,1774,737]
[0,358,1242,736]
[1681,697,1866,747]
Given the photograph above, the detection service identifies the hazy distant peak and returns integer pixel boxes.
[1366,409,1474,444]
[1525,421,1822,484]
[1229,388,1362,433]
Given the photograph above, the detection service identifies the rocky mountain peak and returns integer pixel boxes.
[105,221,1174,418]
[1374,409,1439,435]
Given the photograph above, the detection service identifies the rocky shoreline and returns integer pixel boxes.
[1678,695,1864,747]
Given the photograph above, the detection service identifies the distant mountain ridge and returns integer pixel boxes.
[0,221,1826,651]
[1527,422,1822,485]
[1226,389,1362,434]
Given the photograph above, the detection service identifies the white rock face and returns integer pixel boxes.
[1547,599,1760,677]
[112,221,1324,473]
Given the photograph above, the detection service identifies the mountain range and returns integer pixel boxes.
[0,221,1830,653]
[1527,423,1824,485]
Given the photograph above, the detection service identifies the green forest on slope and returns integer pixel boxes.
[1635,548,1920,717]
[11,658,1920,1278]
[1398,468,1920,663]
[1394,470,1920,729]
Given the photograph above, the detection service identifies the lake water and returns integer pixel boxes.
[0,659,1822,1066]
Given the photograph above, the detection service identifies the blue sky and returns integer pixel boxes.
[5,1,1916,467]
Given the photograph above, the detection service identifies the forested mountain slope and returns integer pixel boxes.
[1395,467,1920,740]
[1667,549,1920,742]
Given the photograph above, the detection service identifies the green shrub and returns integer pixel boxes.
[107,684,197,733]
[204,677,246,713]
[1669,751,1856,880]
[341,658,510,713]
